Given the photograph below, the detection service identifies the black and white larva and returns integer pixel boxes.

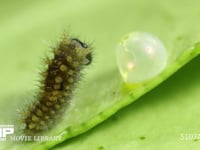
[23,34,92,134]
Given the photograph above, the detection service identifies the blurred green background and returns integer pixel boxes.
[1,0,200,149]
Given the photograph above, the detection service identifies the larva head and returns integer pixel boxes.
[58,36,92,69]
[71,38,92,65]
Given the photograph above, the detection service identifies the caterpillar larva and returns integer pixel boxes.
[23,34,92,134]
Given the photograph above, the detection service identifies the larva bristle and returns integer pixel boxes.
[23,34,92,134]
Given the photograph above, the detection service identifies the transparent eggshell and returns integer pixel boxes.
[116,32,167,83]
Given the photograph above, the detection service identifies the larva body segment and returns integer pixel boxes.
[24,34,92,133]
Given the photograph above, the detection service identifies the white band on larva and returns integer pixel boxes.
[116,32,167,83]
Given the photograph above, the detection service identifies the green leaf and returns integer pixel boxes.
[0,0,200,150]
[54,55,200,150]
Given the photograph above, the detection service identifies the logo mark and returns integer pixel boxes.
[0,125,14,141]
